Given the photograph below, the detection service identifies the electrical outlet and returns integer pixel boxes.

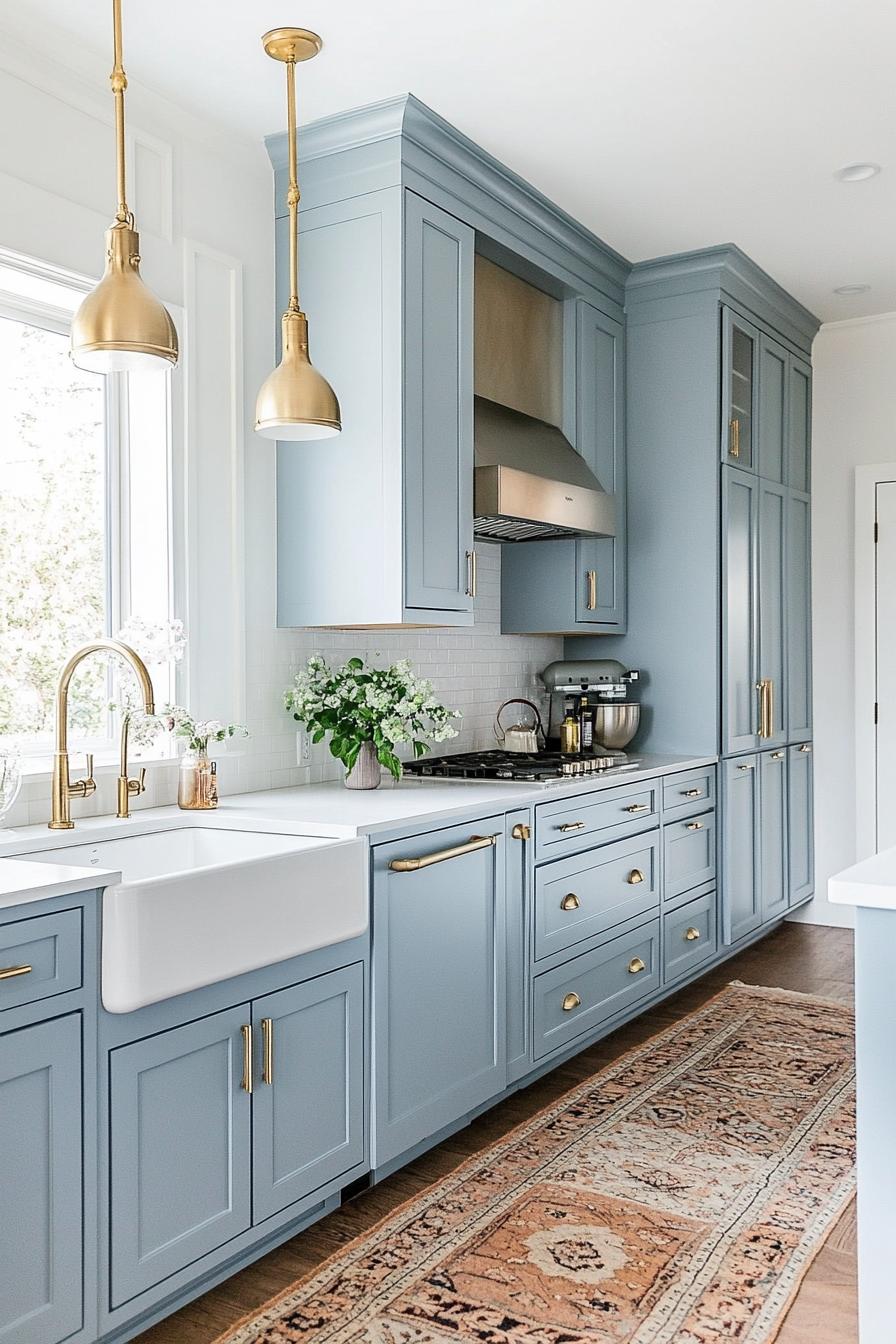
[296,729,312,765]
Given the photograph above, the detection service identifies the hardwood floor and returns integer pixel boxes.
[136,922,857,1344]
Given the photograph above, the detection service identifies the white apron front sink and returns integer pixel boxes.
[24,827,367,1012]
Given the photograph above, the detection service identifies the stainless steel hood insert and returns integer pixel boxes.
[473,397,616,542]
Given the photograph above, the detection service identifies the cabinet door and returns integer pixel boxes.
[788,743,815,905]
[757,334,788,483]
[575,302,625,626]
[787,489,813,741]
[758,478,787,746]
[0,1015,82,1344]
[722,756,761,943]
[788,356,812,492]
[403,191,474,615]
[505,810,532,1084]
[721,308,759,469]
[760,749,788,922]
[109,1006,252,1307]
[722,467,760,754]
[372,818,507,1167]
[252,965,364,1225]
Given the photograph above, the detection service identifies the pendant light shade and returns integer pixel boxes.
[255,28,340,441]
[71,0,177,374]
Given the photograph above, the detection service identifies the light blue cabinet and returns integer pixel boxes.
[757,332,788,483]
[787,489,813,741]
[722,307,759,469]
[760,749,789,921]
[371,818,507,1168]
[788,357,812,492]
[758,478,788,747]
[505,810,532,1084]
[788,742,815,905]
[722,755,761,943]
[0,1013,82,1344]
[722,467,760,755]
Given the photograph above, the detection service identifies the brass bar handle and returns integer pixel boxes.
[511,823,531,841]
[767,679,775,737]
[625,803,650,814]
[682,788,703,798]
[799,743,812,753]
[261,1018,273,1086]
[240,1024,253,1095]
[465,550,477,598]
[628,957,646,974]
[558,821,586,833]
[686,821,704,832]
[729,417,740,459]
[685,927,701,942]
[389,833,498,872]
[562,991,581,1012]
[585,569,597,611]
[756,682,767,738]
[0,964,32,981]
[560,892,580,911]
[627,869,645,884]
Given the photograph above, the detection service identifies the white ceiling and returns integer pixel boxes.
[9,0,896,321]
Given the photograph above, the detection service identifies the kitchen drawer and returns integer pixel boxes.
[535,781,660,860]
[0,908,82,1012]
[533,920,660,1060]
[663,810,716,900]
[662,766,716,822]
[663,890,717,984]
[534,830,659,962]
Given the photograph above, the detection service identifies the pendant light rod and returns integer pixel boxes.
[285,57,301,313]
[111,0,131,225]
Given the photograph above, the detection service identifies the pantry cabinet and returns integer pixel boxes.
[788,742,815,905]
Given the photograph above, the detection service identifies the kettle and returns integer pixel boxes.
[494,699,545,753]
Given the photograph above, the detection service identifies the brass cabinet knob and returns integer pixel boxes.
[562,991,582,1012]
[627,869,645,884]
[559,821,586,833]
[628,957,646,974]
[685,927,701,942]
[625,803,650,814]
[560,892,580,912]
[511,822,531,841]
[683,788,703,798]
[686,821,704,831]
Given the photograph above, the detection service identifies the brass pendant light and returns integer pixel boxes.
[71,0,178,373]
[255,28,341,441]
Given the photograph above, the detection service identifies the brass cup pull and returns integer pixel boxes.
[683,788,703,798]
[0,963,32,981]
[799,743,812,753]
[628,957,646,975]
[560,892,580,912]
[562,991,581,1012]
[771,751,784,761]
[240,1024,253,1095]
[686,821,704,831]
[559,821,586,833]
[625,803,650,814]
[685,927,701,942]
[627,869,645,885]
[585,569,597,611]
[511,822,531,841]
[261,1017,274,1086]
[737,762,754,771]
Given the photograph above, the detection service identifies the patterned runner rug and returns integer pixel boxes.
[215,982,855,1344]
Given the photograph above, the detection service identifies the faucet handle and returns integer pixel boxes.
[70,753,96,800]
[132,768,147,796]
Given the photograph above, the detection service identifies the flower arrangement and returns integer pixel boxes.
[284,655,459,781]
[161,706,249,756]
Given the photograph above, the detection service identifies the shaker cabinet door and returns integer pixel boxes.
[575,301,625,627]
[788,743,815,906]
[721,308,759,469]
[788,357,812,492]
[722,467,760,755]
[760,749,789,922]
[722,756,761,944]
[757,478,788,747]
[787,489,813,741]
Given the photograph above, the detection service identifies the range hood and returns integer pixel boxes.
[473,397,616,543]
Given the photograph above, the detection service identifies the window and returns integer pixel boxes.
[0,249,173,762]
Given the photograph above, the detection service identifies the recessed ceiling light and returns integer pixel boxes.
[833,284,871,295]
[836,162,882,182]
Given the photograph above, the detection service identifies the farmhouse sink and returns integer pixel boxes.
[24,827,367,1013]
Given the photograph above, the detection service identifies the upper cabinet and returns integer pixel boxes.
[267,95,628,630]
[721,309,759,470]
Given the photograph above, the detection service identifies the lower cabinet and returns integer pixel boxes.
[505,809,532,1085]
[760,749,788,922]
[109,966,364,1306]
[0,1013,83,1344]
[788,743,815,906]
[663,890,717,984]
[371,817,507,1168]
[722,756,762,943]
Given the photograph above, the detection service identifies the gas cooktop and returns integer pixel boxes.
[403,749,639,784]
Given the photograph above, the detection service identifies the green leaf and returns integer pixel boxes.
[347,657,363,670]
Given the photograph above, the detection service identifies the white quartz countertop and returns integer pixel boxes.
[0,752,715,907]
[829,847,896,911]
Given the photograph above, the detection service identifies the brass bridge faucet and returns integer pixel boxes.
[50,640,155,830]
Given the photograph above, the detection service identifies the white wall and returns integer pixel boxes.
[791,312,896,928]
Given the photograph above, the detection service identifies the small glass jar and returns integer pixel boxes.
[178,746,216,809]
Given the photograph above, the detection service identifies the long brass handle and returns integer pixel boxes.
[685,927,701,942]
[625,803,650,814]
[558,821,586,833]
[465,549,477,598]
[511,823,531,841]
[0,964,32,981]
[756,681,767,738]
[686,821,704,832]
[628,957,646,974]
[799,743,812,753]
[766,679,774,737]
[560,892,580,911]
[240,1025,253,1094]
[389,833,498,872]
[729,417,740,459]
[562,991,581,1012]
[628,869,645,884]
[682,788,703,798]
[261,1018,273,1085]
[586,569,597,611]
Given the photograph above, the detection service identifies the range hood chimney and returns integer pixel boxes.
[472,256,616,543]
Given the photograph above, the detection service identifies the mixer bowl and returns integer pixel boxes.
[593,702,640,750]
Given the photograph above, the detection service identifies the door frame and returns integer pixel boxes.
[854,464,896,858]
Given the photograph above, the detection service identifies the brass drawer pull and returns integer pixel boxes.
[389,833,498,872]
[465,549,477,598]
[558,821,586,833]
[512,822,531,841]
[737,762,754,771]
[240,1024,253,1095]
[729,416,740,458]
[799,743,812,753]
[628,957,646,974]
[586,569,597,611]
[0,964,33,981]
[682,788,703,798]
[686,821,704,832]
[261,1017,274,1086]
[562,991,581,1012]
[625,803,650,814]
[771,751,784,761]
[685,927,701,942]
[627,869,645,884]
[560,892,580,912]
